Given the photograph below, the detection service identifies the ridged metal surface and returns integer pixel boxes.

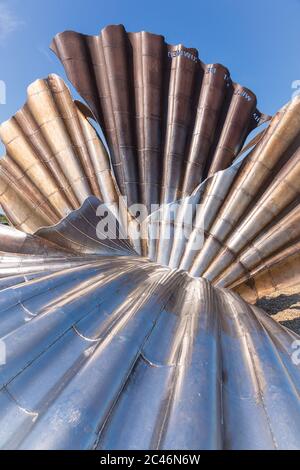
[188,98,300,297]
[0,25,299,450]
[51,25,270,210]
[0,73,298,298]
[0,74,119,233]
[233,244,300,303]
[0,203,299,450]
[145,96,300,296]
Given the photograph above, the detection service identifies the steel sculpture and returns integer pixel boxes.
[0,25,299,450]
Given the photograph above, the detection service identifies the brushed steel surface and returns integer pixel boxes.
[0,216,299,449]
[0,74,119,233]
[51,25,268,210]
[0,24,299,450]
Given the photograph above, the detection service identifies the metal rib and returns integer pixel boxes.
[0,24,299,451]
[51,25,268,211]
[0,74,119,233]
[0,243,299,449]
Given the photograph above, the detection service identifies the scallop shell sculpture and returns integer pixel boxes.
[0,25,299,450]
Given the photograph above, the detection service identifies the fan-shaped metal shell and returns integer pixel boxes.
[0,25,299,450]
[0,74,119,232]
[0,73,298,300]
[0,205,299,450]
[51,24,269,210]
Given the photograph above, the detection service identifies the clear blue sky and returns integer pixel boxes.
[0,0,300,150]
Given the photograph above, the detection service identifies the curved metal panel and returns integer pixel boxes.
[51,25,269,210]
[0,238,299,449]
[0,74,119,233]
[0,25,299,450]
